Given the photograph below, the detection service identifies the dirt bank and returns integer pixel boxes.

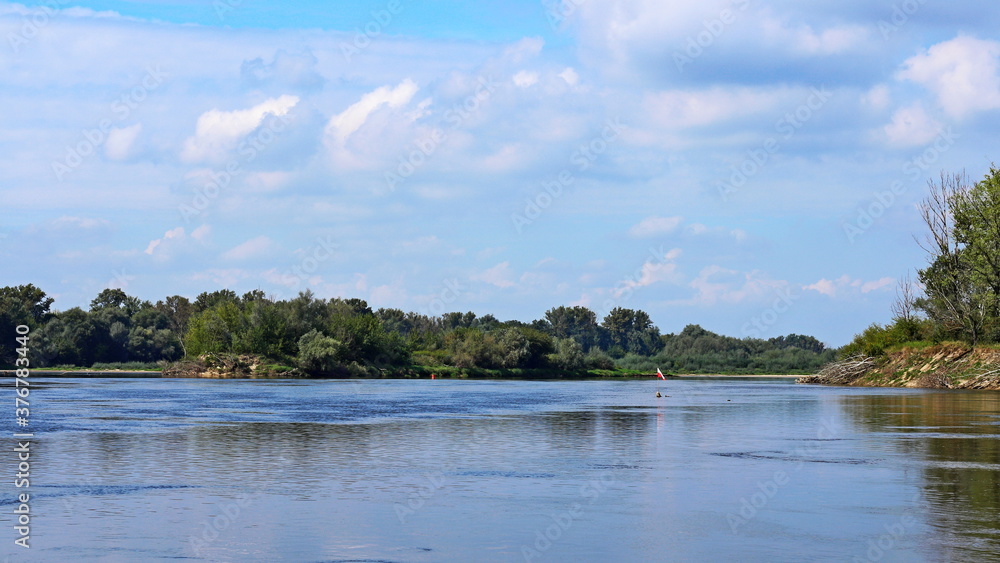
[797,344,1000,390]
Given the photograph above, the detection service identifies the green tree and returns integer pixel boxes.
[549,337,585,370]
[0,284,54,365]
[601,307,663,356]
[297,330,344,374]
[545,305,599,351]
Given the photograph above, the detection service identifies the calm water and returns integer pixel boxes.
[2,378,999,562]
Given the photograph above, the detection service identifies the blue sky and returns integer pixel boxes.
[2,0,999,346]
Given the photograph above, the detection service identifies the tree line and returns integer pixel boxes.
[0,286,834,375]
[843,166,1000,356]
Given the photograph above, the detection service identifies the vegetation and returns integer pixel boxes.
[840,167,1000,359]
[0,285,834,377]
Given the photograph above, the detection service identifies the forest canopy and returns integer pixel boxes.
[0,287,834,376]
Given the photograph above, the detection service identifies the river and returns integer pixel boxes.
[2,378,998,562]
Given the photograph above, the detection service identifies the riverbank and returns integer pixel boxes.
[2,366,805,380]
[797,343,1000,390]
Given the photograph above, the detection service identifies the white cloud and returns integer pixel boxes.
[191,224,211,241]
[49,216,110,230]
[512,70,539,88]
[181,95,299,162]
[882,102,942,147]
[804,275,895,297]
[221,235,278,261]
[104,124,142,160]
[863,84,891,111]
[613,248,683,297]
[762,19,870,56]
[682,266,788,306]
[473,261,516,288]
[861,277,895,293]
[628,215,683,237]
[326,79,419,145]
[898,35,1000,119]
[144,227,185,255]
[645,87,794,128]
[558,67,579,86]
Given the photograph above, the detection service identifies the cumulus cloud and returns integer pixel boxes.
[681,266,788,306]
[612,248,683,297]
[325,79,419,146]
[181,95,299,163]
[512,70,539,88]
[145,227,185,255]
[897,35,1000,119]
[644,86,794,128]
[473,261,516,288]
[104,124,142,160]
[628,216,683,237]
[221,235,279,261]
[804,275,895,297]
[882,102,942,146]
[761,19,870,56]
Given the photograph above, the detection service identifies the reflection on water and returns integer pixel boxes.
[1,378,998,562]
[840,391,1000,562]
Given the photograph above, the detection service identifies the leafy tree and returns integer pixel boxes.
[601,307,663,356]
[297,330,344,374]
[549,337,585,370]
[916,169,1000,344]
[0,284,55,365]
[545,305,599,351]
[90,288,147,317]
[155,295,194,334]
[34,308,100,366]
[194,289,238,313]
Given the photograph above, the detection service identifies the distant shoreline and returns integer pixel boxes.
[5,369,803,379]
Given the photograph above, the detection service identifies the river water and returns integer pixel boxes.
[2,378,999,562]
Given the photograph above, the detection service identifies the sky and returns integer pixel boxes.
[2,0,999,346]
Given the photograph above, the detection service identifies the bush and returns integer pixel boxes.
[296,330,344,375]
[840,318,935,358]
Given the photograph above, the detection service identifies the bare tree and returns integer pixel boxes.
[915,171,988,344]
[891,272,917,322]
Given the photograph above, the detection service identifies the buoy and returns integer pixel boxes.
[431,373,436,380]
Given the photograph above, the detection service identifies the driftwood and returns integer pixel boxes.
[797,355,876,385]
[956,366,1000,390]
